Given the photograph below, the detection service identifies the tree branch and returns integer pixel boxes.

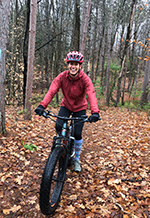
[35,31,64,52]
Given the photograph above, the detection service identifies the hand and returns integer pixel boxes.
[34,105,45,116]
[88,113,100,123]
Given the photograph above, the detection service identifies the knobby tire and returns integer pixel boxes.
[39,146,67,215]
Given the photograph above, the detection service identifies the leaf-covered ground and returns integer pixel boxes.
[0,106,150,218]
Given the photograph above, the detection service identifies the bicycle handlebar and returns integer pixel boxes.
[42,110,90,122]
[36,110,101,125]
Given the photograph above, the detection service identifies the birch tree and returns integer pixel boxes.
[0,0,10,134]
[24,0,37,120]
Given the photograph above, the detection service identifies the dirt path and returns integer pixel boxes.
[0,107,150,218]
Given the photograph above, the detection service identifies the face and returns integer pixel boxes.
[67,61,80,78]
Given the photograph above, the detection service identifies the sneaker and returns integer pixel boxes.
[74,159,81,172]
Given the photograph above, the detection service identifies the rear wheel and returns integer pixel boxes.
[39,146,66,215]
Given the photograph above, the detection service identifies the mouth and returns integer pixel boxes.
[70,69,77,73]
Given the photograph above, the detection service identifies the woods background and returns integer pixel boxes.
[5,0,150,105]
[0,1,150,217]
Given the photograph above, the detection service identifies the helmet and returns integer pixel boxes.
[66,51,84,64]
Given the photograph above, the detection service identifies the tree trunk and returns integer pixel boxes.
[83,13,91,74]
[121,50,129,105]
[70,0,80,51]
[0,0,10,134]
[133,58,141,99]
[45,0,50,90]
[115,0,137,106]
[140,50,150,107]
[115,55,126,107]
[80,0,91,55]
[24,0,37,120]
[106,0,113,106]
[122,0,136,105]
[95,0,105,79]
[80,0,87,51]
[100,29,107,94]
[23,0,30,108]
[91,1,98,81]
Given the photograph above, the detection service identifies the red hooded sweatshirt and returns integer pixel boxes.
[40,70,99,114]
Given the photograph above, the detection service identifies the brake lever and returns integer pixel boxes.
[81,115,88,119]
[42,111,48,118]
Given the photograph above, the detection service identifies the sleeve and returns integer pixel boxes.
[40,73,63,108]
[84,76,100,114]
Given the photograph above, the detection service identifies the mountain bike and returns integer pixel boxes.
[38,110,96,215]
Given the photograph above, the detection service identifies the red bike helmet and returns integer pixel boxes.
[66,51,84,64]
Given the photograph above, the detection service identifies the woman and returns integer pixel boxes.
[35,51,100,172]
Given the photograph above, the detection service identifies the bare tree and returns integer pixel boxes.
[0,0,10,134]
[115,0,137,107]
[24,0,37,120]
[106,0,114,106]
[70,0,80,51]
[140,50,150,107]
[80,0,87,51]
[80,0,91,55]
[121,0,136,105]
[23,0,30,108]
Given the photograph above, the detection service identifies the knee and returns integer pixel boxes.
[74,132,82,140]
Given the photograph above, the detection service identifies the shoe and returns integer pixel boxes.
[74,159,81,172]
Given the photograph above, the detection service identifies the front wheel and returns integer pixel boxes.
[39,146,67,215]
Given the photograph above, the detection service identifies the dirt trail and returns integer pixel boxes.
[0,107,150,217]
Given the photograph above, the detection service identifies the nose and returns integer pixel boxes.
[71,65,75,69]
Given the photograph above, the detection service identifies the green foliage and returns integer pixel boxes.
[119,100,150,112]
[24,143,38,151]
[140,102,150,111]
[110,61,121,73]
[104,60,121,72]
[17,109,28,115]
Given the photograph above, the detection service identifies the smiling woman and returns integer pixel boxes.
[67,62,80,79]
[35,50,100,172]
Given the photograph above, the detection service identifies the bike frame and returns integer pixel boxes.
[38,110,100,215]
[42,110,88,172]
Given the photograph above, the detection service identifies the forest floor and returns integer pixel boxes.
[0,106,150,218]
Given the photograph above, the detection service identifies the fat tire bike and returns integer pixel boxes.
[37,110,98,215]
